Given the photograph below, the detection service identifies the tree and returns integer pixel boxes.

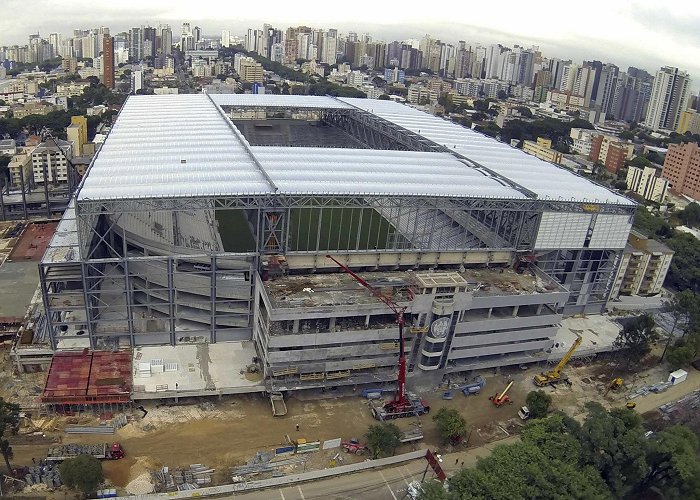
[666,339,698,369]
[628,155,651,168]
[578,403,648,498]
[377,94,390,100]
[640,425,700,499]
[0,398,20,474]
[620,130,635,141]
[496,89,507,100]
[525,390,552,418]
[417,479,449,499]
[365,423,401,458]
[58,455,104,495]
[447,441,612,500]
[432,408,467,444]
[680,202,700,228]
[613,314,659,367]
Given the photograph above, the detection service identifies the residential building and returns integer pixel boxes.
[677,109,700,135]
[570,128,596,156]
[56,81,91,98]
[131,70,144,94]
[522,137,562,164]
[610,231,673,298]
[7,149,32,188]
[66,116,88,156]
[661,142,700,200]
[61,56,78,74]
[102,36,115,89]
[0,139,16,156]
[588,135,634,173]
[31,139,73,184]
[239,58,264,84]
[626,164,670,203]
[643,67,691,132]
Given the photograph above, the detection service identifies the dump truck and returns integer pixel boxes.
[46,443,125,462]
[270,391,287,416]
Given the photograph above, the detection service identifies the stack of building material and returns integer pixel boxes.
[137,362,151,378]
[150,359,164,373]
[158,464,213,492]
[24,463,62,488]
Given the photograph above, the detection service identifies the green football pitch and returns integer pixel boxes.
[215,207,399,252]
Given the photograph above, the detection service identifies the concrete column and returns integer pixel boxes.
[512,305,519,318]
[329,317,336,332]
[536,304,544,315]
[487,307,492,319]
[365,314,370,328]
[293,319,300,334]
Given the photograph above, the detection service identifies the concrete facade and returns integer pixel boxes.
[610,231,673,298]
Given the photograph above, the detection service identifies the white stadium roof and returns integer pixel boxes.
[339,98,633,206]
[77,93,634,206]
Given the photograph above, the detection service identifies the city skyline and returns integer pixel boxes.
[1,0,699,92]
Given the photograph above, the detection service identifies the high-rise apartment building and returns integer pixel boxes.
[661,142,700,199]
[129,27,144,61]
[102,35,115,89]
[66,116,88,156]
[221,30,231,48]
[643,67,691,132]
[32,139,73,184]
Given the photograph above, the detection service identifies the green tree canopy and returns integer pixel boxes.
[680,203,700,228]
[613,314,658,367]
[525,390,552,419]
[365,423,401,459]
[578,403,648,497]
[0,398,20,474]
[641,425,700,499]
[58,455,104,495]
[432,408,467,444]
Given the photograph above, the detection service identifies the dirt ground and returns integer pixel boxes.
[3,341,700,496]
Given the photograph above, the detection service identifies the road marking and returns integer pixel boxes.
[379,470,399,500]
[279,490,286,500]
[297,486,306,500]
[403,465,416,482]
[396,467,410,486]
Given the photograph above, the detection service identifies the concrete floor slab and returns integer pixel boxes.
[132,342,265,399]
[0,261,40,317]
[551,315,621,359]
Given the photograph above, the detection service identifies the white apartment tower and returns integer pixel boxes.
[643,66,691,132]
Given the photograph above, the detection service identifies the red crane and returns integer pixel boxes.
[326,255,425,418]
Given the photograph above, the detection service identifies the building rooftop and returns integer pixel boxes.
[77,94,634,206]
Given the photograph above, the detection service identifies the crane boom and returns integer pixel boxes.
[551,335,583,376]
[325,255,407,405]
[498,381,514,401]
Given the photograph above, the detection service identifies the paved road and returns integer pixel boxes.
[226,437,519,500]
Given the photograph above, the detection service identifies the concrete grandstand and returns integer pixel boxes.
[39,93,635,393]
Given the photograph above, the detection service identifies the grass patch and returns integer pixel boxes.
[215,210,257,252]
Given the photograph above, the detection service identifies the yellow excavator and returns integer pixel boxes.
[534,334,583,387]
[604,377,623,396]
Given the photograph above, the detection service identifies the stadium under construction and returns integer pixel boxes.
[38,94,635,393]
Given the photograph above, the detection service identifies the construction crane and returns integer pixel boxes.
[326,255,430,420]
[489,381,514,407]
[534,334,583,387]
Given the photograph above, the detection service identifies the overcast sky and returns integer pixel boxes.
[1,0,698,91]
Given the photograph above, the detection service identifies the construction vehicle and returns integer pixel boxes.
[604,377,623,396]
[341,439,369,455]
[46,443,125,462]
[533,334,583,387]
[489,381,514,407]
[518,406,531,420]
[326,255,430,420]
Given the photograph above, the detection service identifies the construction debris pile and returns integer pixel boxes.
[659,389,700,420]
[23,462,62,488]
[230,450,308,481]
[157,464,213,492]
